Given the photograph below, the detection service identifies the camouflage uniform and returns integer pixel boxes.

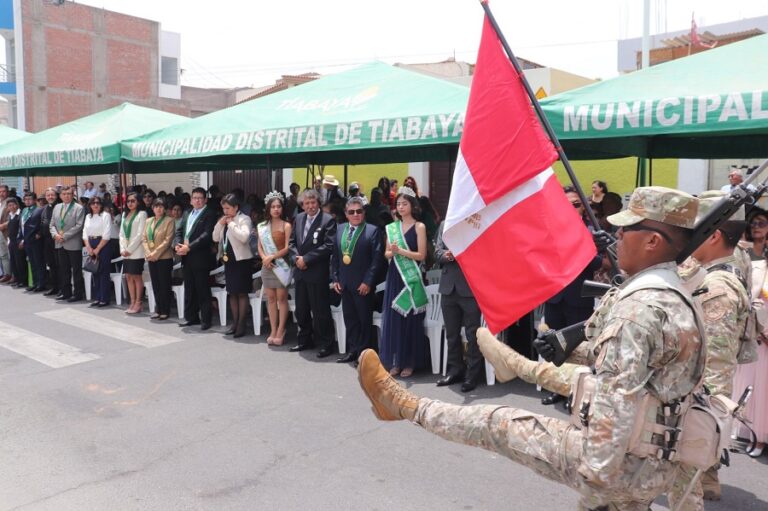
[416,187,706,510]
[667,194,750,510]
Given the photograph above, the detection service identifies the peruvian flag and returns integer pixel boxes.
[443,12,596,334]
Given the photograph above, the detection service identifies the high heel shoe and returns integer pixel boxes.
[749,444,765,457]
[271,335,284,346]
[233,330,246,339]
[389,367,401,377]
[400,368,414,378]
[224,327,236,335]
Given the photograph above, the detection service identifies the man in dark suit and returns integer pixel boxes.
[174,187,217,331]
[18,192,45,292]
[4,198,23,287]
[289,188,337,357]
[433,221,483,392]
[332,197,383,364]
[40,188,60,295]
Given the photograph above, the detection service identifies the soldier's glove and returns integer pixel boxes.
[592,230,615,252]
[533,329,557,362]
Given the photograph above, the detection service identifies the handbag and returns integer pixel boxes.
[83,255,99,273]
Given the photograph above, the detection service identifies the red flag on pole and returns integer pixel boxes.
[443,14,597,334]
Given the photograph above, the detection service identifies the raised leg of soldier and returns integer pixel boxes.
[666,464,704,511]
[357,349,651,511]
[477,327,576,395]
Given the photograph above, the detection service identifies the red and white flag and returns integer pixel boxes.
[443,14,596,334]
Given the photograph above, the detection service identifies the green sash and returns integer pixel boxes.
[386,221,427,316]
[58,202,75,231]
[21,205,36,223]
[147,215,166,243]
[122,211,138,239]
[341,222,365,262]
[258,221,292,287]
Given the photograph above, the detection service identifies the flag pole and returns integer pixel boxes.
[478,1,599,231]
[478,0,619,275]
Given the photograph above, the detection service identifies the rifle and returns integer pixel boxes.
[537,159,768,366]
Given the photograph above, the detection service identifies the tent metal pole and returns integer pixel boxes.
[343,164,348,195]
[648,158,653,186]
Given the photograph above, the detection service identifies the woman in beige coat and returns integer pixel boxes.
[142,199,175,320]
[213,193,254,338]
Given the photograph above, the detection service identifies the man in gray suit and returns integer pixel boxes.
[434,221,483,392]
[49,186,85,302]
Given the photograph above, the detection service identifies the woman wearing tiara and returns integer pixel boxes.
[379,186,428,378]
[213,193,254,338]
[257,191,293,345]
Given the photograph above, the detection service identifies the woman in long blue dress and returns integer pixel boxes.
[379,187,428,378]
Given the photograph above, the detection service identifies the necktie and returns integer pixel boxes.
[304,215,314,239]
[349,226,355,237]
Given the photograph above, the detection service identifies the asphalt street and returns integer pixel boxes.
[1,286,767,510]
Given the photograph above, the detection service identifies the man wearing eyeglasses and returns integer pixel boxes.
[331,197,383,365]
[539,186,603,406]
[49,186,85,302]
[174,187,217,330]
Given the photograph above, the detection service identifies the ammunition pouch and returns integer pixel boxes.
[568,367,595,429]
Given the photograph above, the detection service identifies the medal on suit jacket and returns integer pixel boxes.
[341,222,365,265]
[184,206,207,245]
[147,214,166,249]
[58,201,75,235]
[222,224,230,263]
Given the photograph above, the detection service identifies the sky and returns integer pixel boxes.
[75,0,767,89]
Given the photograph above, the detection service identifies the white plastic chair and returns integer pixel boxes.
[82,247,93,301]
[109,256,125,305]
[441,315,496,386]
[426,269,442,286]
[371,282,387,332]
[171,262,184,318]
[209,265,227,326]
[248,272,264,335]
[329,282,346,354]
[83,256,124,305]
[423,284,443,374]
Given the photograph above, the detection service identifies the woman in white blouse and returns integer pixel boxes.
[119,192,147,314]
[82,197,112,307]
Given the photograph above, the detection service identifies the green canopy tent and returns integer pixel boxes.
[0,103,188,177]
[121,62,469,173]
[0,125,30,145]
[540,34,768,160]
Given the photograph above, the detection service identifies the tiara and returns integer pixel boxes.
[264,190,283,203]
[398,186,417,198]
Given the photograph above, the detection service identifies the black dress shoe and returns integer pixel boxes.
[56,295,69,301]
[224,327,236,335]
[25,287,36,292]
[89,302,100,308]
[66,296,83,303]
[200,323,212,331]
[97,302,109,308]
[179,321,201,327]
[44,289,59,296]
[289,344,313,352]
[436,373,464,387]
[541,392,565,405]
[232,331,245,339]
[13,282,26,288]
[336,352,357,363]
[461,380,478,393]
[317,347,334,358]
[33,287,46,293]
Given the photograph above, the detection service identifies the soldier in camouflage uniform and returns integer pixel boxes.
[357,187,706,510]
[668,192,750,508]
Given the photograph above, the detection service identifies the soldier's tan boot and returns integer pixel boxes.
[701,467,721,501]
[477,327,527,382]
[357,349,419,421]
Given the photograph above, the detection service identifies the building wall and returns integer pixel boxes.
[20,0,190,132]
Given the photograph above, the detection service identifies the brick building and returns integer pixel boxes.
[0,0,192,192]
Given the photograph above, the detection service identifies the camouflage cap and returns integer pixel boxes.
[608,186,698,229]
[696,190,745,222]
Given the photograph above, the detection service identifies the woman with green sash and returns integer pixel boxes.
[119,191,147,314]
[380,187,428,378]
[257,191,293,346]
